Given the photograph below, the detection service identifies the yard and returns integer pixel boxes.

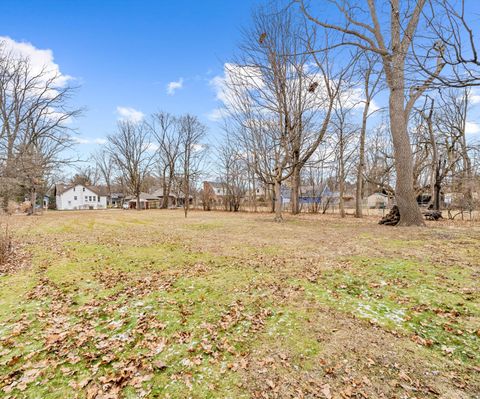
[0,210,479,398]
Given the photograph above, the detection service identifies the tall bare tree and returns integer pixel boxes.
[298,0,478,225]
[179,114,206,218]
[354,54,383,217]
[93,149,114,205]
[106,121,153,210]
[0,43,81,212]
[148,112,182,208]
[222,7,344,221]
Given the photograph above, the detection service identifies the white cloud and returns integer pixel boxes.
[0,36,72,87]
[72,137,108,145]
[207,108,226,122]
[192,143,205,152]
[210,62,375,121]
[166,78,184,95]
[116,106,145,123]
[465,121,480,134]
[72,137,90,144]
[470,89,480,105]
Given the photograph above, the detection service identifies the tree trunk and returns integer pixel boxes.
[291,164,300,215]
[29,187,37,215]
[274,180,283,222]
[183,178,189,218]
[339,158,345,219]
[355,101,368,218]
[136,193,141,210]
[161,170,169,208]
[389,88,425,226]
[270,184,275,213]
[252,178,257,213]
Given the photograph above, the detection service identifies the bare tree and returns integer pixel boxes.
[0,43,81,212]
[354,54,383,217]
[148,112,182,208]
[331,89,357,218]
[216,136,248,212]
[298,0,478,225]
[106,121,153,210]
[222,7,345,221]
[93,149,114,205]
[178,114,206,218]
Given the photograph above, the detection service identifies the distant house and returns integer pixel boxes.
[367,192,390,209]
[124,193,160,209]
[151,188,177,207]
[299,186,322,204]
[55,184,107,210]
[110,192,125,208]
[321,187,340,205]
[203,181,228,206]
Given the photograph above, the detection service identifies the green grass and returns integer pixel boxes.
[300,257,479,363]
[0,210,479,398]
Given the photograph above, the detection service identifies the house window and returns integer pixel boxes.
[73,188,75,192]
[83,187,85,192]
[98,196,100,202]
[85,196,88,201]
[74,196,77,200]
[89,196,92,201]
[68,201,71,205]
[92,196,96,202]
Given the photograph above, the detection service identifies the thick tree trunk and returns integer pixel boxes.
[291,164,300,215]
[389,89,425,226]
[433,179,441,211]
[274,180,283,222]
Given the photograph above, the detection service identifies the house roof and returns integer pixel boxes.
[368,192,388,198]
[125,192,160,201]
[204,181,226,189]
[55,183,103,197]
[151,188,177,198]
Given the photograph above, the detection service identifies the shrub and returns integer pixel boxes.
[19,201,31,213]
[0,222,12,266]
[6,201,18,215]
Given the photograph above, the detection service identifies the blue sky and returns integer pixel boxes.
[1,0,479,167]
[0,0,260,157]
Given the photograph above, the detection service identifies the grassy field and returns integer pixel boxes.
[0,209,479,398]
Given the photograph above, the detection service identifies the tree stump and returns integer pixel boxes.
[379,205,400,226]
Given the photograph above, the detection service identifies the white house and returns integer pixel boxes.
[55,184,107,210]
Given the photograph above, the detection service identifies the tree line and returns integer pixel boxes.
[211,0,480,225]
[1,1,480,226]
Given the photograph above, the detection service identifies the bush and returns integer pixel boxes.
[0,222,12,266]
[6,201,18,215]
[19,201,32,213]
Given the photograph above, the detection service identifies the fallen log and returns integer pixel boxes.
[423,210,443,221]
[379,205,400,226]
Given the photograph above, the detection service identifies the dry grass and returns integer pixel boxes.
[0,209,479,398]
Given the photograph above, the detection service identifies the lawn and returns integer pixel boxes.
[0,210,479,398]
